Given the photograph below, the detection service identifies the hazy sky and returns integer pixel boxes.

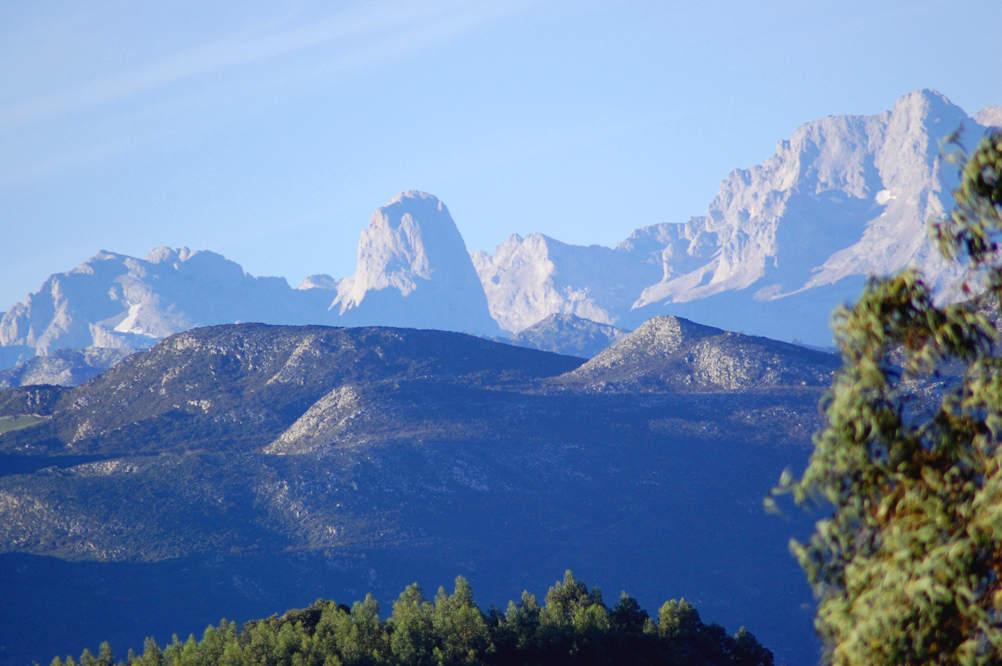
[1,0,999,310]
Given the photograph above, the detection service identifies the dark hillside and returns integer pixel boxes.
[0,385,65,417]
[0,322,825,665]
[0,324,584,456]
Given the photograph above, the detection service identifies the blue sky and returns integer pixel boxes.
[1,0,999,310]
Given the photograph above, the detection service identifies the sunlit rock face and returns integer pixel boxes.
[475,90,998,346]
[0,192,500,369]
[0,248,324,359]
[471,231,665,332]
[331,191,500,336]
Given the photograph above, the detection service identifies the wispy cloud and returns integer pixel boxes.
[0,0,537,129]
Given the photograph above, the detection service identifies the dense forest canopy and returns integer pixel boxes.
[51,572,773,666]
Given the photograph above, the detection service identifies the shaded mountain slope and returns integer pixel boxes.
[560,316,840,392]
[0,322,826,665]
[0,324,582,457]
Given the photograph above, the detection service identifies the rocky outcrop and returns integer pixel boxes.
[332,191,500,336]
[475,90,997,345]
[0,247,328,365]
[560,316,839,392]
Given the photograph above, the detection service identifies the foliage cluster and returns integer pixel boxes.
[772,128,1002,666]
[51,572,772,666]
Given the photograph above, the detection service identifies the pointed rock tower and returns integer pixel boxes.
[331,191,501,335]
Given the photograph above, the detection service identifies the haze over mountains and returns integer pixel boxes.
[1,90,998,370]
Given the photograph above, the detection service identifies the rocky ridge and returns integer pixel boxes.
[0,247,327,361]
[561,316,840,392]
[0,347,136,389]
[0,193,500,369]
[2,91,998,363]
[473,91,1001,344]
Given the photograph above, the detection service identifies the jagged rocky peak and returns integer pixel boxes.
[332,191,500,335]
[0,246,320,366]
[297,274,339,290]
[638,90,971,308]
[561,316,839,392]
[472,232,664,333]
[472,90,996,347]
[975,105,1002,128]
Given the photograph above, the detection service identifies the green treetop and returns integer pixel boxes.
[773,128,1002,666]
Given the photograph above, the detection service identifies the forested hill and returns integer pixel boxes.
[0,322,828,665]
[55,573,774,666]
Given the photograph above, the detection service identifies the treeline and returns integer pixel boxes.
[51,572,773,666]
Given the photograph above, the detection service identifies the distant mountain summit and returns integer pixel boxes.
[1,91,997,361]
[975,105,1002,128]
[474,90,999,345]
[331,191,500,335]
[503,313,630,358]
[0,347,136,389]
[0,192,499,369]
[0,247,323,362]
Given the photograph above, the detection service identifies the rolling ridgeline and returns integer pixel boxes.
[0,318,837,665]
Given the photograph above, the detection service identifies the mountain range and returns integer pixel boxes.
[0,319,835,666]
[1,90,998,370]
